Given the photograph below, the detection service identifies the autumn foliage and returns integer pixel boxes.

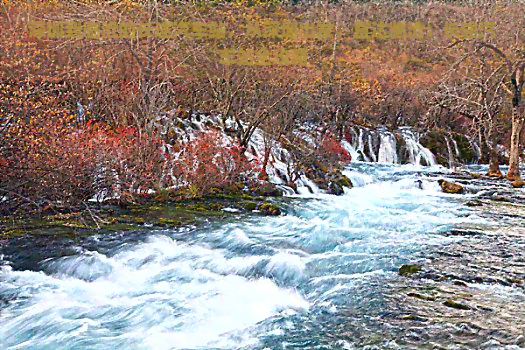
[319,134,352,165]
[177,130,261,194]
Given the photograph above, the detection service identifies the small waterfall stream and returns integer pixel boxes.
[343,126,436,166]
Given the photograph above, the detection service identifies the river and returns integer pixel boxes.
[1,163,524,349]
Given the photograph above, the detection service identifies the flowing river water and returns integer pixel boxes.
[1,163,525,349]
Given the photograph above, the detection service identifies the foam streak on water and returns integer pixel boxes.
[0,164,491,350]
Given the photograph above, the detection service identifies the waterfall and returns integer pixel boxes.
[468,136,481,161]
[367,133,377,162]
[377,132,397,164]
[398,128,436,167]
[343,126,436,166]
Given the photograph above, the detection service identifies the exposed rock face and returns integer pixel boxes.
[420,130,480,167]
[438,179,464,194]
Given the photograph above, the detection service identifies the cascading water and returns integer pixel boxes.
[344,126,436,166]
[1,163,503,350]
[377,132,398,164]
[398,127,436,166]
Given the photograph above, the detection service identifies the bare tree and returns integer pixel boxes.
[432,48,508,176]
[435,5,525,179]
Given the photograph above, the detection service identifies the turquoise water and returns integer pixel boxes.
[0,164,493,349]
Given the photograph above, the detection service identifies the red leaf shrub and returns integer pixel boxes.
[1,115,174,209]
[319,134,352,164]
[177,130,259,193]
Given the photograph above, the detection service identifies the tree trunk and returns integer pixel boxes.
[478,127,490,164]
[507,112,523,180]
[487,145,502,177]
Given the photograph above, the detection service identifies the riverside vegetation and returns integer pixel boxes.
[2,0,525,237]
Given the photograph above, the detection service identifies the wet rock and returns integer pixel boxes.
[452,280,468,287]
[312,170,353,195]
[506,277,524,285]
[399,264,421,276]
[328,182,344,195]
[285,181,298,193]
[515,335,525,346]
[258,202,281,216]
[447,229,483,236]
[438,179,464,194]
[443,299,471,310]
[487,169,504,178]
[465,200,483,207]
[511,180,525,188]
[407,292,436,301]
[492,195,511,202]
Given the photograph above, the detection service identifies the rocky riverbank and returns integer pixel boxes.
[0,182,294,240]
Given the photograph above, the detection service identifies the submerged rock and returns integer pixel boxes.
[443,299,471,310]
[465,199,483,207]
[399,264,421,276]
[438,179,464,194]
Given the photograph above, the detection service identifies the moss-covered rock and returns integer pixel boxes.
[420,130,479,166]
[407,292,436,301]
[328,182,344,195]
[420,130,449,166]
[451,133,478,164]
[312,169,353,195]
[258,202,281,216]
[248,183,283,197]
[242,201,258,211]
[399,264,421,276]
[395,133,410,164]
[334,173,353,189]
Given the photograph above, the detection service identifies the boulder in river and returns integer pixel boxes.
[511,180,525,188]
[438,179,464,194]
[487,169,504,178]
[258,202,281,216]
[465,199,483,207]
[328,182,344,195]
